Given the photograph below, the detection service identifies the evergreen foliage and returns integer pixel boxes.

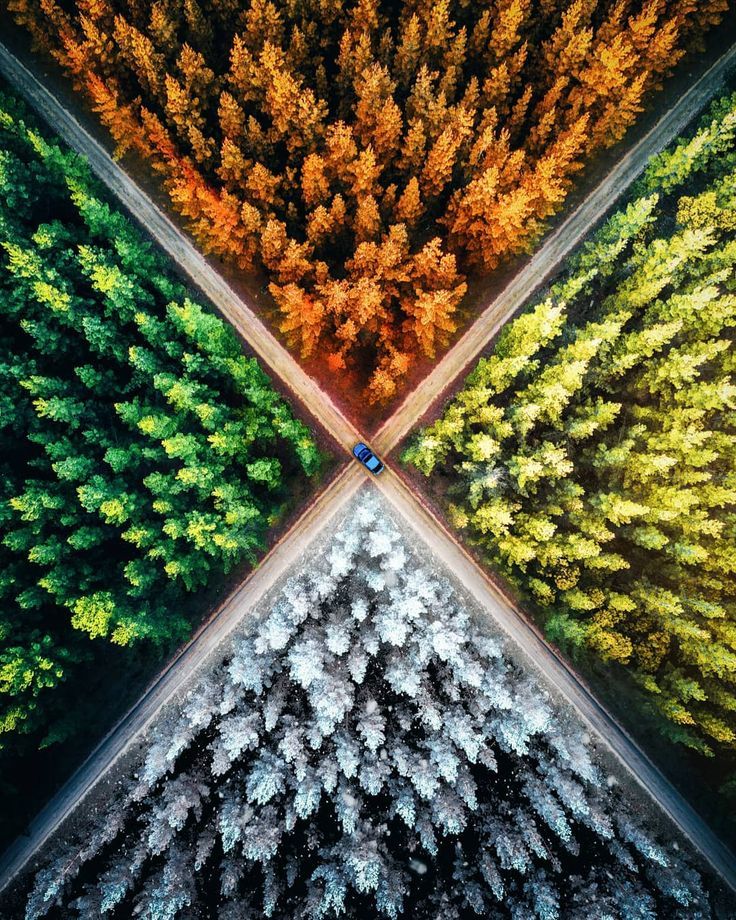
[0,88,323,748]
[404,93,736,758]
[7,0,726,400]
[23,493,714,919]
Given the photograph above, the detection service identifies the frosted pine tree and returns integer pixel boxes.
[23,492,715,919]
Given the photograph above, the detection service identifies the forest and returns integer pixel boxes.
[0,85,322,767]
[21,492,719,919]
[6,0,728,401]
[404,91,736,768]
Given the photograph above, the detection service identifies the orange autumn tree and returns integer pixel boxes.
[9,0,727,401]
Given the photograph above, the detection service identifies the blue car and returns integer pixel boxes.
[353,442,384,475]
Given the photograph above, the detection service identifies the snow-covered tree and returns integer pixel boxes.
[24,492,715,919]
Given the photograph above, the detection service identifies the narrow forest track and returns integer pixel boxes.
[374,39,736,455]
[0,463,363,893]
[376,467,736,892]
[1,34,736,902]
[0,43,362,455]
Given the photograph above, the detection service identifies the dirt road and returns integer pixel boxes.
[1,33,735,903]
[374,40,736,455]
[0,464,363,892]
[0,43,362,454]
[376,468,736,892]
[5,463,735,896]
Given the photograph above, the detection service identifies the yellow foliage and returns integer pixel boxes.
[14,0,725,402]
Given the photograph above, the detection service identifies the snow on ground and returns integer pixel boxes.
[24,488,717,919]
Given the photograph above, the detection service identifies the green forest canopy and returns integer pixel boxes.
[0,87,323,749]
[404,92,736,760]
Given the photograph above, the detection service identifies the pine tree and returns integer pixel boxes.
[0,89,323,752]
[7,0,724,402]
[406,94,736,759]
[22,493,714,920]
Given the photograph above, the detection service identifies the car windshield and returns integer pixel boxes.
[366,455,380,470]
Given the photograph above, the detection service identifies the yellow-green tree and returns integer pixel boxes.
[405,94,736,759]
